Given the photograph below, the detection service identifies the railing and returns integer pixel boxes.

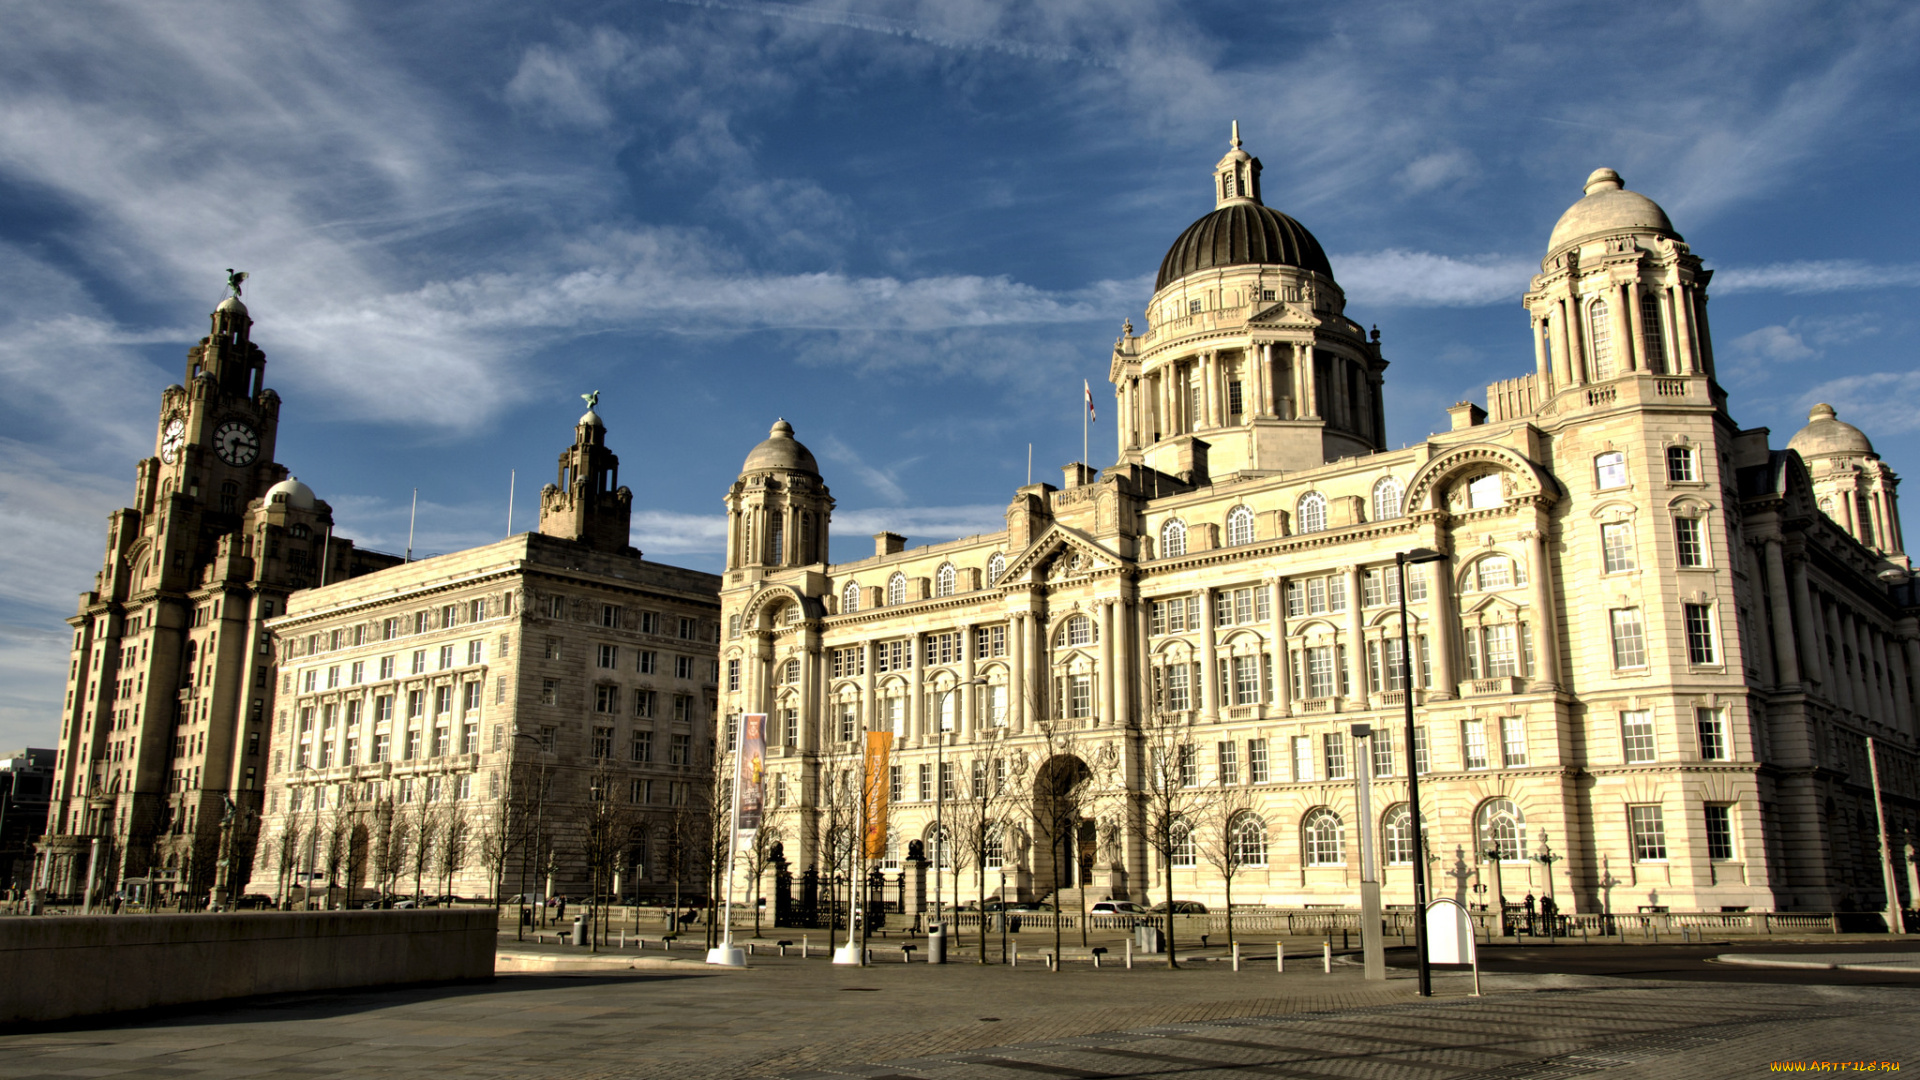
[1655,378,1690,397]
[1462,676,1524,697]
[1586,385,1618,406]
[1299,697,1339,714]
[946,908,1857,937]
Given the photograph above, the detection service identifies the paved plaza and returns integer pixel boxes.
[1,939,1915,1080]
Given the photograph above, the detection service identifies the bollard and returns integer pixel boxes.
[1092,947,1107,968]
[1276,943,1284,973]
[778,939,793,957]
[1342,929,1349,950]
[902,944,916,963]
[1322,941,1331,973]
[803,935,809,958]
[1232,942,1240,971]
[1011,946,1018,967]
[1126,938,1133,969]
[619,931,625,948]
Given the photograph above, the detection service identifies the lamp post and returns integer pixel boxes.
[1396,546,1445,997]
[1534,831,1561,940]
[1482,842,1506,938]
[1598,854,1621,937]
[931,676,988,961]
[1349,722,1384,981]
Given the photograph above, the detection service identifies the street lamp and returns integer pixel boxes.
[1533,830,1561,940]
[931,675,988,962]
[1396,546,1446,997]
[1482,841,1507,938]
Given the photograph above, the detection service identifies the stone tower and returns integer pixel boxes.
[723,419,833,577]
[538,399,636,554]
[1789,403,1907,564]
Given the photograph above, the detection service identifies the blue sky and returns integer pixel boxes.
[3,0,1919,749]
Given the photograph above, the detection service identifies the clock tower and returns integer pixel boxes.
[36,280,402,907]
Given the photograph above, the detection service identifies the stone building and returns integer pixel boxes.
[1,748,54,893]
[719,132,1920,917]
[35,288,399,905]
[245,406,722,903]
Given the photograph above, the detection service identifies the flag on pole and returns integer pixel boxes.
[1084,379,1096,423]
[735,714,766,837]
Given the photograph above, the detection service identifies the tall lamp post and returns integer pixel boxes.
[1534,831,1561,940]
[1396,546,1446,997]
[931,676,988,962]
[1482,841,1507,938]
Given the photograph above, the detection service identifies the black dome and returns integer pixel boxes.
[1156,202,1334,291]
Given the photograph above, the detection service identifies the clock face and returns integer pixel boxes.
[213,420,260,466]
[159,418,186,464]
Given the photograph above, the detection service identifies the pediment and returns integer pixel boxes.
[1000,523,1128,585]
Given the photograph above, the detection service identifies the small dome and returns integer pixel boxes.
[1546,168,1679,257]
[579,409,604,429]
[1158,202,1334,291]
[742,418,818,474]
[1788,403,1875,460]
[266,476,316,510]
[216,295,248,317]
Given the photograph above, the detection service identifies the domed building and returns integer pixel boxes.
[719,133,1918,927]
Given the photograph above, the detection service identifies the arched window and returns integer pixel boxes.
[1640,293,1666,373]
[1468,554,1524,591]
[1818,497,1836,520]
[1161,519,1187,558]
[1382,804,1414,865]
[1478,798,1527,862]
[728,614,741,638]
[781,658,799,685]
[1226,505,1255,547]
[1230,812,1268,868]
[934,563,956,597]
[1297,492,1327,534]
[1588,299,1614,378]
[841,581,860,613]
[1372,476,1404,521]
[925,822,952,869]
[1056,614,1095,648]
[1303,808,1344,866]
[1169,818,1195,867]
[886,572,907,606]
[987,552,1006,586]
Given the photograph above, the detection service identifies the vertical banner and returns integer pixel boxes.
[736,713,766,837]
[863,731,893,859]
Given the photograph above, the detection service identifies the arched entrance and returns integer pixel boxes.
[1030,755,1093,899]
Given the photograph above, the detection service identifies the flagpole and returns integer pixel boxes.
[506,469,516,537]
[405,488,417,563]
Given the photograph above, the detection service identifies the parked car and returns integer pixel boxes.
[1089,900,1150,916]
[1148,900,1209,914]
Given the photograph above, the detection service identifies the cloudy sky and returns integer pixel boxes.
[3,0,1919,749]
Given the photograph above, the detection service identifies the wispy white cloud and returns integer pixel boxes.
[1798,371,1920,436]
[832,504,1009,549]
[655,0,1118,67]
[1712,260,1920,294]
[1333,249,1535,308]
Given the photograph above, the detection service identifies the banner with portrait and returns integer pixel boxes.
[862,730,893,859]
[735,713,766,837]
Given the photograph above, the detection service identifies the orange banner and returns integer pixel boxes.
[862,730,893,859]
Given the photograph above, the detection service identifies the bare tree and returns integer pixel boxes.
[272,818,302,909]
[321,785,360,910]
[435,788,469,901]
[576,767,635,949]
[473,785,519,912]
[1137,705,1216,968]
[948,727,1020,962]
[1197,774,1256,949]
[1025,682,1101,968]
[406,786,441,902]
[740,813,784,938]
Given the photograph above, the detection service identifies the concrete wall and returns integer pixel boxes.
[0,909,495,1025]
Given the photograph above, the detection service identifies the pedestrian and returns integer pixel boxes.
[557,896,567,919]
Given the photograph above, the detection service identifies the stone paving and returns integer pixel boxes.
[0,943,1915,1080]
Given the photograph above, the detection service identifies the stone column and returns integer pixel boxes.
[1525,523,1562,691]
[1824,600,1855,714]
[1566,294,1589,384]
[1532,315,1551,392]
[1098,601,1115,728]
[1903,630,1920,738]
[1010,614,1026,734]
[1115,593,1134,730]
[1343,566,1366,707]
[1626,281,1647,372]
[1300,345,1319,419]
[1270,578,1291,717]
[1029,604,1048,726]
[1672,285,1697,376]
[907,631,923,742]
[1428,559,1458,699]
[961,621,977,736]
[1550,305,1571,386]
[1762,539,1802,689]
[1610,283,1634,374]
[1873,630,1898,727]
[1789,557,1826,685]
[748,633,773,715]
[1199,589,1218,720]
[1203,351,1220,428]
[801,629,821,752]
[1256,342,1274,416]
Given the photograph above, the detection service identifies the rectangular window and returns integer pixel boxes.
[1666,446,1697,483]
[539,725,556,752]
[382,618,399,640]
[939,760,956,801]
[1596,450,1629,489]
[601,604,621,629]
[917,763,931,802]
[1177,743,1199,788]
[673,694,690,722]
[1622,709,1657,764]
[1610,608,1648,668]
[1248,738,1269,783]
[1675,518,1706,568]
[889,764,903,804]
[631,729,652,762]
[1232,655,1260,705]
[406,728,423,759]
[595,685,618,713]
[1629,804,1668,861]
[1463,720,1489,769]
[1306,646,1336,699]
[375,694,393,723]
[598,644,618,669]
[411,650,427,675]
[1601,522,1635,573]
[1486,625,1519,678]
[678,617,696,640]
[438,644,455,669]
[973,625,1007,659]
[379,655,394,680]
[1291,735,1314,783]
[726,658,740,692]
[406,689,424,719]
[669,734,689,765]
[1705,803,1734,861]
[467,639,483,665]
[1684,603,1719,664]
[1500,717,1527,767]
[1164,663,1191,711]
[638,611,658,635]
[592,726,613,758]
[633,690,655,717]
[540,679,558,706]
[463,681,481,712]
[1371,729,1395,777]
[349,660,364,684]
[675,654,694,679]
[985,685,1007,727]
[1068,674,1092,718]
[1217,741,1238,784]
[638,650,656,675]
[1323,733,1348,780]
[1696,707,1729,760]
[462,722,478,754]
[372,733,390,763]
[783,707,799,748]
[1414,725,1430,775]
